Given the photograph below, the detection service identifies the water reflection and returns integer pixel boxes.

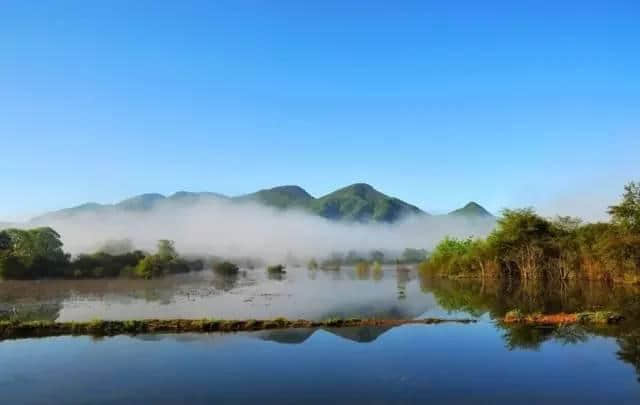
[417,274,640,382]
[2,267,640,382]
[396,266,411,300]
[0,266,439,322]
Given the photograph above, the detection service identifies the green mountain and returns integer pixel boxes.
[167,191,228,204]
[448,202,493,218]
[310,183,424,222]
[27,183,498,224]
[234,185,314,209]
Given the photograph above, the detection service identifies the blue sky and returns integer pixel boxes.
[1,1,639,220]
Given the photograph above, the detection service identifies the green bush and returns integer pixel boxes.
[267,264,286,274]
[213,261,240,275]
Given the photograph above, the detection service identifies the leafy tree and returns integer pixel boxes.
[156,240,178,261]
[608,181,640,233]
[0,227,68,278]
[401,248,427,264]
[488,209,555,279]
[135,256,158,279]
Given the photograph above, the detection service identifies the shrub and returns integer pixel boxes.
[267,264,286,274]
[213,261,239,275]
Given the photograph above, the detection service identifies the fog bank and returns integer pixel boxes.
[29,199,495,261]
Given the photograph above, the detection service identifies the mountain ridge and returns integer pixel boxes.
[26,184,492,224]
[448,201,493,218]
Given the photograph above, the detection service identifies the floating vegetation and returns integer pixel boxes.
[0,317,477,340]
[503,310,624,325]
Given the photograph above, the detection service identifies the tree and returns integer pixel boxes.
[608,181,640,233]
[0,227,68,278]
[489,209,554,279]
[135,256,159,279]
[156,240,178,262]
[401,248,427,264]
[370,250,385,263]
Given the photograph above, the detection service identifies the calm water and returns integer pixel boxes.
[1,267,640,404]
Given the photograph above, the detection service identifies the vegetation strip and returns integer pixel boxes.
[502,310,624,325]
[419,181,640,284]
[0,317,476,340]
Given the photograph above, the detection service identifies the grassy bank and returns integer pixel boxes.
[0,317,477,340]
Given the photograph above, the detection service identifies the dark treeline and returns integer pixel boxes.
[0,230,203,280]
[420,182,640,284]
[309,248,427,271]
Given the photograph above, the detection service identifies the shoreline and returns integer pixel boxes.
[0,317,476,340]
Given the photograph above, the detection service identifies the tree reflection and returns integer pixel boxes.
[419,273,640,381]
[617,332,640,382]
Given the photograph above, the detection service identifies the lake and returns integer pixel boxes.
[1,267,639,404]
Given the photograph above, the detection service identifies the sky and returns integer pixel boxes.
[1,0,639,221]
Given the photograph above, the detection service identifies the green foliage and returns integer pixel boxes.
[0,255,27,280]
[71,251,145,279]
[267,264,286,274]
[156,240,178,262]
[307,258,318,270]
[213,261,240,275]
[0,227,69,279]
[608,181,640,233]
[421,182,640,284]
[134,256,158,279]
[355,260,371,279]
[422,237,476,276]
[0,228,200,280]
[131,240,192,279]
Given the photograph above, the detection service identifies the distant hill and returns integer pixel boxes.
[309,183,424,222]
[25,183,494,224]
[234,185,314,209]
[30,191,228,222]
[448,202,493,218]
[235,183,423,222]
